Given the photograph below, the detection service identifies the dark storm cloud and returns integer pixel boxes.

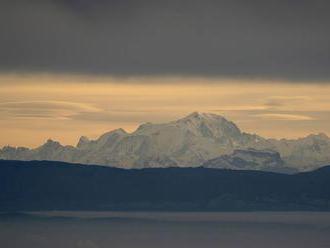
[0,0,330,80]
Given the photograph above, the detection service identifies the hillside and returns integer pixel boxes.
[0,160,329,211]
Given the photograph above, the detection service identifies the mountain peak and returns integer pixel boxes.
[98,128,127,139]
[45,139,60,145]
[186,111,202,119]
[114,128,127,134]
[38,139,63,150]
[175,112,241,139]
[301,133,330,142]
[77,136,90,149]
[181,112,225,121]
[311,133,329,139]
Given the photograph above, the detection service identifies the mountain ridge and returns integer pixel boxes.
[0,159,330,211]
[1,112,330,171]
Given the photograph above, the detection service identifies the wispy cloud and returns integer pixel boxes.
[0,79,330,147]
[265,96,313,108]
[213,105,269,111]
[0,101,100,120]
[254,113,315,121]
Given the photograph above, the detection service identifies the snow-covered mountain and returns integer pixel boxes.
[202,149,298,174]
[1,112,330,171]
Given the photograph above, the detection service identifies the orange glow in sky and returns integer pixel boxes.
[1,73,330,148]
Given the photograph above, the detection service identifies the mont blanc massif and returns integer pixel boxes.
[1,112,330,173]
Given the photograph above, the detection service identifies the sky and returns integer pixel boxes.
[0,0,330,147]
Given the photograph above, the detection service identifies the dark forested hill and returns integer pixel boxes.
[0,160,330,211]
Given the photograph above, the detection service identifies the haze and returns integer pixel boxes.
[1,74,330,147]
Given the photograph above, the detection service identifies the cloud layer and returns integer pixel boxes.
[0,101,99,119]
[1,75,330,147]
[1,0,330,80]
